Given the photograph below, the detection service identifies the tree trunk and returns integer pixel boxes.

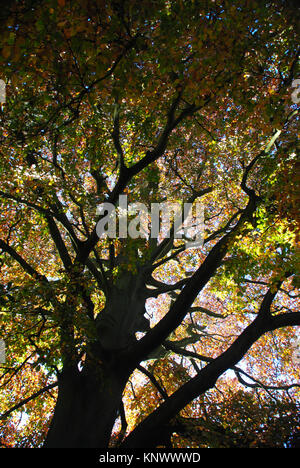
[44,365,127,448]
[44,277,146,448]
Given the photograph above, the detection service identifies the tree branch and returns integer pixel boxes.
[45,215,73,270]
[125,194,258,366]
[121,286,300,447]
[0,382,58,421]
[0,239,47,282]
[137,364,169,401]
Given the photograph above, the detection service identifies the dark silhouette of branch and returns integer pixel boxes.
[121,280,300,448]
[0,382,58,421]
[137,364,169,401]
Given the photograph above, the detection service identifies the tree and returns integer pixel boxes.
[0,0,299,448]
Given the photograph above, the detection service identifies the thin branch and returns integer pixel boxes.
[137,364,169,401]
[234,369,300,392]
[0,239,47,282]
[45,215,73,270]
[145,277,190,298]
[189,306,225,319]
[0,382,58,421]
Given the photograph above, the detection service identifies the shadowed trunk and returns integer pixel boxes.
[44,365,128,448]
[43,279,146,448]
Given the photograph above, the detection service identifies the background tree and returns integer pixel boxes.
[0,0,299,448]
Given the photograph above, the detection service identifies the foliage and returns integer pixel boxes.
[0,0,299,448]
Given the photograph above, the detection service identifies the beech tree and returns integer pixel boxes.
[0,0,299,448]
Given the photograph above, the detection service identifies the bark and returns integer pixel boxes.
[43,277,147,448]
[44,365,128,448]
